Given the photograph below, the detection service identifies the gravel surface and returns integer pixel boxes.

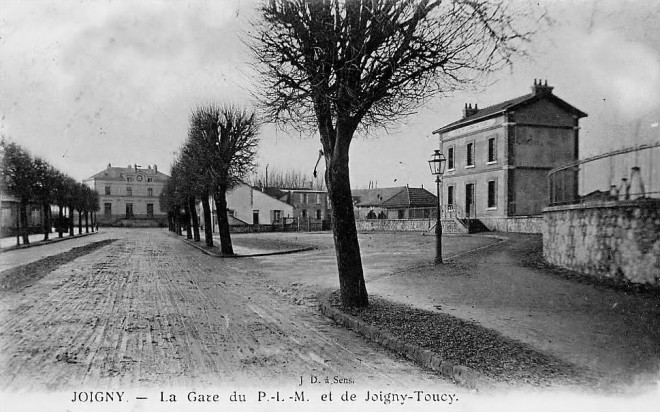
[0,239,117,292]
[329,290,600,389]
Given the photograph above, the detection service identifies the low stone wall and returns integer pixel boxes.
[356,219,434,232]
[480,216,545,233]
[355,219,467,233]
[543,200,660,286]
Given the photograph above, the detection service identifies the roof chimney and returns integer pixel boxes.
[532,78,554,96]
[463,103,479,118]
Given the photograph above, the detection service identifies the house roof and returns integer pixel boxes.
[432,82,588,135]
[86,165,169,182]
[352,187,406,207]
[382,187,437,208]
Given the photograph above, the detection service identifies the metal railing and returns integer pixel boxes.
[548,142,660,206]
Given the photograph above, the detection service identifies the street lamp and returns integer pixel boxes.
[428,149,447,264]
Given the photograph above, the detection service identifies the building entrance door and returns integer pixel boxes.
[125,203,134,219]
[465,183,474,218]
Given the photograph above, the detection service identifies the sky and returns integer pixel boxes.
[1,0,659,191]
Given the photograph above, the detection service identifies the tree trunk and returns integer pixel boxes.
[19,200,30,245]
[326,147,368,308]
[85,211,89,233]
[173,207,182,235]
[214,189,234,255]
[68,206,74,236]
[183,203,193,240]
[43,202,50,241]
[200,194,214,247]
[189,196,200,242]
[77,210,83,234]
[15,203,20,246]
[58,205,64,238]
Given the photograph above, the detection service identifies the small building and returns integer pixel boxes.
[84,163,169,227]
[261,186,331,229]
[197,182,294,231]
[432,80,587,232]
[352,186,437,220]
[226,183,294,225]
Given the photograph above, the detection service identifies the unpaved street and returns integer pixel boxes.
[0,229,455,391]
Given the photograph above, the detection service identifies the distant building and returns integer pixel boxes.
[197,182,295,231]
[352,186,437,220]
[261,186,331,228]
[432,80,587,232]
[226,183,294,225]
[84,163,169,227]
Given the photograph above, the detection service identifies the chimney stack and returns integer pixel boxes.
[532,78,554,96]
[463,103,479,118]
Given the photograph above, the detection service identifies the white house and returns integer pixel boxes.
[199,182,294,230]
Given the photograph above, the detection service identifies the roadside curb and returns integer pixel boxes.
[176,234,316,258]
[0,231,99,253]
[318,292,495,391]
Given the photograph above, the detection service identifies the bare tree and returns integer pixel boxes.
[185,104,260,254]
[254,167,325,190]
[251,0,537,307]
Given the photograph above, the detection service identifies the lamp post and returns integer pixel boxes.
[428,150,447,264]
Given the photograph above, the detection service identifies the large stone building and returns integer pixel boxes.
[84,164,169,226]
[432,80,587,232]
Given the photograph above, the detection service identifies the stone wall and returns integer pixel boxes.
[355,219,467,233]
[480,216,545,233]
[543,200,660,286]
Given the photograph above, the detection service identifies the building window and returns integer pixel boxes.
[466,143,474,167]
[147,177,153,182]
[147,188,153,197]
[127,187,132,197]
[316,209,322,219]
[487,180,497,208]
[105,186,111,195]
[272,210,282,223]
[301,193,308,204]
[447,147,455,170]
[147,203,154,217]
[302,209,307,218]
[447,185,454,207]
[488,137,497,163]
[253,210,260,225]
[316,194,321,204]
[397,210,405,219]
[104,203,112,216]
[126,176,133,182]
[125,203,134,219]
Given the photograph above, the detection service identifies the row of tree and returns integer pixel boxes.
[160,104,259,255]
[0,139,100,245]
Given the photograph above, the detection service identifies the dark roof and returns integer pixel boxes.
[433,88,588,135]
[260,187,287,199]
[352,186,436,208]
[86,166,169,182]
[352,187,405,207]
[382,187,437,208]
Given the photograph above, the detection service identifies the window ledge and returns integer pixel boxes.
[486,206,498,210]
[465,165,475,169]
[487,161,498,165]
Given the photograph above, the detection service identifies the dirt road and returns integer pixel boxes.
[0,229,455,392]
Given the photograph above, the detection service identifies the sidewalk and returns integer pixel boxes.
[362,233,660,388]
[0,230,113,272]
[0,231,96,250]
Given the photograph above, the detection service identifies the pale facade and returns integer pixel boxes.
[226,183,294,225]
[432,80,587,231]
[84,163,169,226]
[199,182,294,230]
